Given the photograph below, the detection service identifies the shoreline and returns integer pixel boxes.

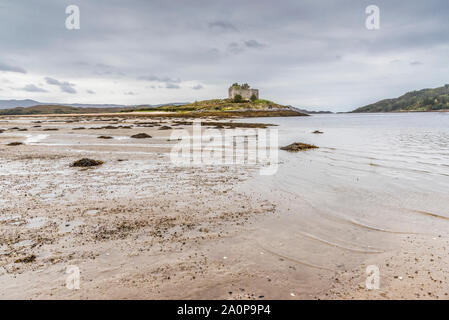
[0,109,307,119]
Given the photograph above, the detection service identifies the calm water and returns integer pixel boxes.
[241,113,449,270]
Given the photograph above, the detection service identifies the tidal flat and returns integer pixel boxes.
[0,114,279,299]
[1,113,449,299]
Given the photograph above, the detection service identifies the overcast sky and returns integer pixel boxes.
[0,0,448,111]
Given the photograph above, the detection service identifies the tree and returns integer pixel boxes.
[233,94,243,103]
[250,94,257,102]
[242,83,250,89]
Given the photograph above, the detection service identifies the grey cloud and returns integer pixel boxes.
[166,83,180,89]
[208,21,238,32]
[45,77,61,85]
[410,61,423,66]
[1,0,449,110]
[192,84,203,90]
[0,62,26,74]
[19,84,47,92]
[139,75,181,83]
[45,77,77,94]
[93,63,126,76]
[228,40,266,54]
[124,91,137,95]
[61,86,76,94]
[228,42,244,54]
[244,40,266,48]
[86,89,95,94]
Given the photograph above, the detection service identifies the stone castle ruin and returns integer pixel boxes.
[228,83,259,100]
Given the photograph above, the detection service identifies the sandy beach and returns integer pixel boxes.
[1,113,449,299]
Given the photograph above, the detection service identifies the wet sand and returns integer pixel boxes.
[1,114,448,299]
[0,115,290,299]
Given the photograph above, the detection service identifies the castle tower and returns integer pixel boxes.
[228,84,259,100]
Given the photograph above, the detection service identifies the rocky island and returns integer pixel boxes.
[130,83,307,118]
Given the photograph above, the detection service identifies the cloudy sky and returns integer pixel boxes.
[0,0,448,111]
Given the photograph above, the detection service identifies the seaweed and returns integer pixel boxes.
[15,255,36,263]
[131,133,152,138]
[71,158,104,167]
[280,142,318,152]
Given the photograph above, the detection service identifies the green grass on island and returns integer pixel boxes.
[131,98,294,113]
[127,98,307,118]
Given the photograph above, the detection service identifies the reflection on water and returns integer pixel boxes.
[241,113,449,271]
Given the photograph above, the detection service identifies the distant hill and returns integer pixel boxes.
[0,99,128,110]
[294,108,334,114]
[0,104,130,115]
[352,84,449,113]
[133,102,189,109]
[0,101,190,115]
[0,99,41,109]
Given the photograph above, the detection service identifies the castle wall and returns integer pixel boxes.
[228,87,259,100]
